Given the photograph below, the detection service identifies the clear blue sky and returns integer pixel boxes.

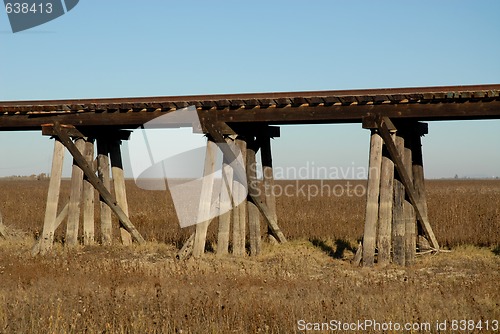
[1,0,499,178]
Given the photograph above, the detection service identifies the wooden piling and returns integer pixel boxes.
[392,133,406,266]
[192,138,218,258]
[40,139,65,253]
[403,131,416,265]
[109,140,132,246]
[82,138,95,245]
[65,138,86,247]
[362,130,383,267]
[217,141,234,256]
[260,133,278,244]
[97,139,112,245]
[377,137,394,266]
[246,137,261,256]
[411,129,430,248]
[232,136,248,256]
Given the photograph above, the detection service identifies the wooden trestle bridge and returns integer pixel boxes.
[1,84,499,266]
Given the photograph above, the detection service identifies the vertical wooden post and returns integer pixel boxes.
[40,139,65,253]
[392,133,406,266]
[109,139,132,246]
[411,129,430,247]
[83,138,95,246]
[247,137,261,256]
[217,139,234,256]
[65,138,86,247]
[192,138,218,258]
[97,139,112,245]
[377,134,394,266]
[232,136,247,256]
[403,131,416,265]
[260,133,278,244]
[362,130,383,267]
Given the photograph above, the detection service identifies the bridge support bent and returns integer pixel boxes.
[178,125,286,259]
[361,116,439,266]
[34,123,144,255]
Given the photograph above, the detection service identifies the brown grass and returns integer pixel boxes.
[0,179,499,333]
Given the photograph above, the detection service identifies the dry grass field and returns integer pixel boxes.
[0,179,499,333]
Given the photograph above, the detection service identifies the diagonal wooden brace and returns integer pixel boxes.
[203,121,287,243]
[375,116,439,250]
[51,122,145,244]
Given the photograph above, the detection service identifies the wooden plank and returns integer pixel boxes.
[83,138,95,245]
[203,121,287,243]
[53,123,145,244]
[260,132,278,244]
[232,137,248,256]
[97,139,112,245]
[65,138,86,247]
[392,133,406,266]
[39,139,65,254]
[216,139,234,256]
[376,117,439,250]
[109,140,132,246]
[246,137,261,256]
[192,139,218,258]
[403,132,416,266]
[377,136,394,266]
[362,130,383,267]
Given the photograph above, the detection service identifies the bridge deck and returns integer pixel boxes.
[1,84,499,131]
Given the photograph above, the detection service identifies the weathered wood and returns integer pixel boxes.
[65,138,86,247]
[403,132,416,266]
[3,85,500,131]
[411,131,430,242]
[232,136,248,256]
[217,139,234,256]
[82,138,95,245]
[362,130,383,267]
[52,123,145,244]
[39,139,65,254]
[177,233,195,260]
[32,202,69,255]
[260,132,278,244]
[203,121,287,243]
[376,117,439,250]
[109,140,132,246]
[352,242,363,266]
[97,139,112,245]
[392,133,406,266]
[246,137,261,256]
[377,137,394,266]
[192,139,218,258]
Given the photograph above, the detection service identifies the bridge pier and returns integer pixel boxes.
[34,123,144,255]
[361,116,439,266]
[178,125,286,259]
